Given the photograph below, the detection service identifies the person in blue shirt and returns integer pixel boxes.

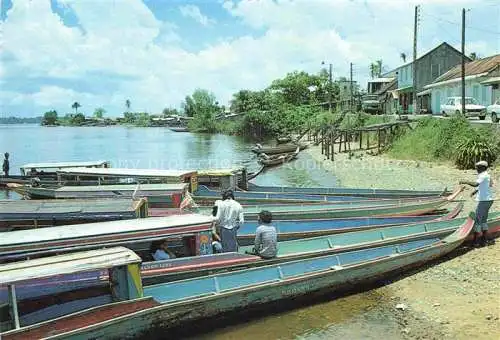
[150,239,176,261]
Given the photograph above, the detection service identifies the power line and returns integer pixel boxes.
[420,10,500,35]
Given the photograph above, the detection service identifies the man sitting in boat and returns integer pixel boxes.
[150,239,177,261]
[213,189,244,252]
[459,160,495,247]
[252,210,278,259]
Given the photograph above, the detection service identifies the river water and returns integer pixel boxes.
[0,125,407,339]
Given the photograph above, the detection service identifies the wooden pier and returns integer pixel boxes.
[317,121,411,161]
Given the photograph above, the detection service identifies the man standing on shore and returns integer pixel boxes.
[2,153,9,177]
[459,160,495,247]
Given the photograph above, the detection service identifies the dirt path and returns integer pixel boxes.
[306,145,500,339]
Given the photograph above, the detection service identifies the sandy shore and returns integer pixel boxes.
[307,144,500,339]
[307,144,500,215]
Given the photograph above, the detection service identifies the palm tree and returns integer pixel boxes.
[376,60,383,77]
[369,63,376,79]
[71,102,81,114]
[400,52,407,63]
[125,99,131,112]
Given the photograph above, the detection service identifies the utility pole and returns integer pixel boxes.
[412,5,419,115]
[350,62,354,111]
[329,63,333,113]
[461,8,466,115]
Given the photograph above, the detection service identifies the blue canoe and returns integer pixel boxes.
[1,218,473,339]
[236,204,461,245]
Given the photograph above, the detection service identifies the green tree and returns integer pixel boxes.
[370,60,383,78]
[400,52,407,63]
[123,112,136,124]
[42,110,58,125]
[269,71,327,106]
[70,113,85,126]
[162,107,179,116]
[469,52,479,60]
[125,99,131,112]
[183,89,220,131]
[71,102,81,114]
[135,112,151,127]
[93,108,105,119]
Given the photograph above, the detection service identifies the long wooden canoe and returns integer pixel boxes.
[0,219,473,339]
[0,205,470,301]
[247,183,451,198]
[144,205,487,284]
[251,143,308,154]
[193,188,462,220]
[0,198,149,231]
[236,203,461,245]
[195,185,443,203]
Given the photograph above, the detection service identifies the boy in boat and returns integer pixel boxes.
[459,160,495,247]
[252,210,278,259]
[2,152,9,177]
[213,189,244,252]
[150,239,177,261]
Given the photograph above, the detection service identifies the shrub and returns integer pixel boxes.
[455,136,498,169]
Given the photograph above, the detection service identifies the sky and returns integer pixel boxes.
[1,0,499,117]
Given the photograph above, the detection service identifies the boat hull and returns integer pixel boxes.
[247,183,449,198]
[194,196,453,221]
[3,221,471,339]
[195,185,443,204]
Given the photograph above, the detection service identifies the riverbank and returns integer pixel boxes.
[307,144,500,214]
[307,144,500,339]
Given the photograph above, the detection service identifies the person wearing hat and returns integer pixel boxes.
[459,160,495,246]
[2,152,9,177]
[213,189,244,252]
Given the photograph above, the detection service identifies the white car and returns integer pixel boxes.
[440,97,487,120]
[486,99,500,123]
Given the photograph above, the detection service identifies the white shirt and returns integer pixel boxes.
[214,198,244,230]
[476,171,494,201]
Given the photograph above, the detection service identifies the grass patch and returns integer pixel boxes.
[388,116,500,168]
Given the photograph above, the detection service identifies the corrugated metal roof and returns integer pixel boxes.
[0,214,213,247]
[0,198,143,215]
[0,247,140,285]
[57,167,197,178]
[432,54,500,84]
[20,160,109,170]
[375,79,397,95]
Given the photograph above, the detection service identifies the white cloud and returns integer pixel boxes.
[179,5,216,27]
[1,0,498,117]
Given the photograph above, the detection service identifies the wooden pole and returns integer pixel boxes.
[366,131,369,149]
[8,285,20,329]
[413,5,419,114]
[461,8,466,116]
[330,131,334,160]
[378,128,381,153]
[359,131,363,150]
